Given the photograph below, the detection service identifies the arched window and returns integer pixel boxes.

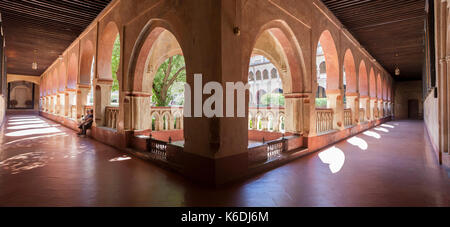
[271,68,278,79]
[249,71,255,81]
[256,71,262,80]
[87,57,95,105]
[279,115,285,133]
[319,61,326,74]
[257,115,263,131]
[263,70,269,80]
[110,35,120,106]
[267,114,274,131]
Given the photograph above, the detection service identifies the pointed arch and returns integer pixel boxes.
[317,30,339,92]
[79,40,95,85]
[369,68,376,98]
[359,60,368,96]
[343,49,357,93]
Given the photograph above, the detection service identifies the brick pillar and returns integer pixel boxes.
[346,94,359,125]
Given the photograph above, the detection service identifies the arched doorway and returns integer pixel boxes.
[127,24,185,145]
[97,22,121,128]
[247,21,305,146]
[315,30,340,133]
[359,60,369,122]
[343,49,357,126]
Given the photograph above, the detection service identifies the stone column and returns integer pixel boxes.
[124,93,152,132]
[92,79,113,127]
[346,94,359,125]
[76,85,90,120]
[369,98,377,121]
[64,92,70,117]
[360,97,369,122]
[284,94,306,134]
[59,93,65,116]
[327,90,345,130]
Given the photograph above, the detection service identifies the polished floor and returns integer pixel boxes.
[0,114,449,206]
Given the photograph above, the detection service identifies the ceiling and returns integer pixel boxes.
[0,0,427,80]
[0,0,112,76]
[322,0,427,81]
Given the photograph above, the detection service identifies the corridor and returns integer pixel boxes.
[0,113,448,207]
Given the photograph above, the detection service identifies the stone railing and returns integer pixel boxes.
[71,105,77,119]
[316,108,333,134]
[344,108,352,127]
[248,138,287,166]
[105,106,120,129]
[150,106,184,131]
[248,106,285,132]
[359,108,365,123]
[146,138,184,165]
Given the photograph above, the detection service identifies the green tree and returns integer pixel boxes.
[315,98,328,108]
[261,93,285,107]
[111,36,120,93]
[152,55,186,106]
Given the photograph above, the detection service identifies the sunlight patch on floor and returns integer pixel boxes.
[3,133,68,146]
[374,127,389,133]
[8,121,46,126]
[381,124,395,128]
[347,136,368,150]
[318,146,345,174]
[5,127,62,137]
[0,152,49,174]
[363,130,381,139]
[7,123,59,130]
[109,156,132,162]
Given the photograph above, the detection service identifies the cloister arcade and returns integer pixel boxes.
[38,0,394,184]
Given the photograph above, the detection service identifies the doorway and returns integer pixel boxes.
[408,99,419,119]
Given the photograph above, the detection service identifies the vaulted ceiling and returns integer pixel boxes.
[0,0,112,76]
[322,0,427,81]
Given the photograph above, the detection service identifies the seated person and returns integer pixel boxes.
[78,109,94,136]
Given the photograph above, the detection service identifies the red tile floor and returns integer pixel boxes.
[0,113,449,206]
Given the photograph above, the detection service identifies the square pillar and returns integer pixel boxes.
[369,98,377,121]
[359,97,369,122]
[327,91,345,130]
[64,92,70,117]
[93,79,113,127]
[77,85,90,120]
[284,93,310,135]
[346,94,359,125]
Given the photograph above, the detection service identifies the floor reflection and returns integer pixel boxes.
[0,151,49,174]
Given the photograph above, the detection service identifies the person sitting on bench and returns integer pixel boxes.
[78,109,94,136]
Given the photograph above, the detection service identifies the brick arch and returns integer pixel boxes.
[52,68,58,95]
[377,73,382,98]
[67,53,78,89]
[343,49,357,94]
[248,20,306,93]
[128,20,185,94]
[317,30,339,92]
[359,60,368,96]
[79,40,95,85]
[369,68,376,98]
[387,86,392,101]
[59,62,67,92]
[98,21,120,81]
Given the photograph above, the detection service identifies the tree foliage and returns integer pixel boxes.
[260,93,285,107]
[111,35,120,92]
[152,55,186,106]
